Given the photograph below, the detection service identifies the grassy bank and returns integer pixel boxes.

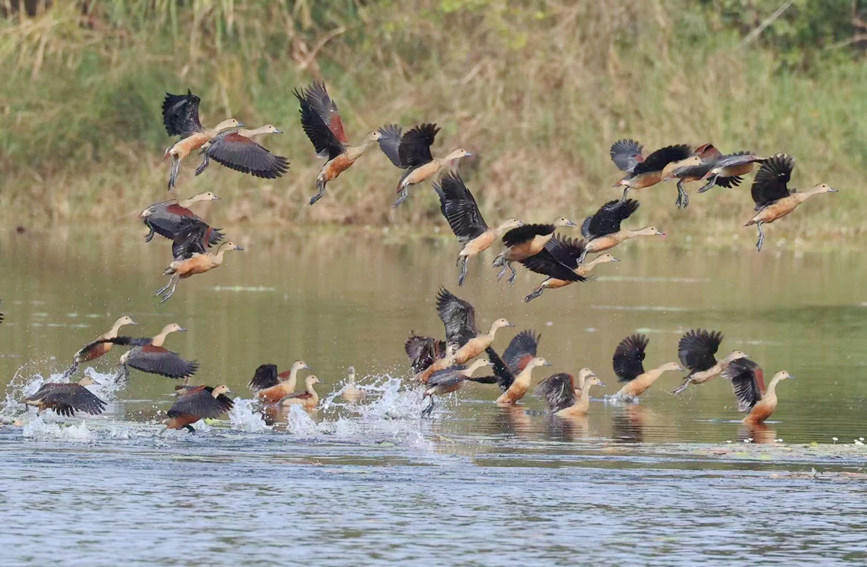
[0,1,864,240]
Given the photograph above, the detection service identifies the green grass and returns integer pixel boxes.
[0,1,864,243]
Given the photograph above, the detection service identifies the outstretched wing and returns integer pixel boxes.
[535,373,577,414]
[169,387,233,419]
[520,250,585,281]
[502,330,540,375]
[678,329,723,372]
[249,363,280,391]
[377,124,405,167]
[502,224,555,248]
[545,235,586,269]
[583,200,640,239]
[398,123,438,167]
[171,218,213,260]
[610,139,644,173]
[293,82,347,160]
[722,358,764,412]
[751,154,793,209]
[405,334,447,374]
[613,334,648,382]
[482,346,514,391]
[632,144,692,175]
[28,383,106,417]
[436,287,477,347]
[434,172,488,243]
[162,89,203,137]
[127,345,198,379]
[204,133,289,179]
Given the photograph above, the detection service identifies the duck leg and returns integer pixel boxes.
[392,188,410,208]
[168,155,181,190]
[309,178,327,206]
[620,186,630,201]
[115,364,130,384]
[194,154,210,176]
[524,286,545,303]
[671,378,691,395]
[457,256,469,286]
[755,222,765,252]
[144,221,155,243]
[158,275,180,303]
[675,180,689,209]
[507,262,518,286]
[155,276,175,296]
[184,425,196,434]
[421,396,435,418]
[698,174,718,194]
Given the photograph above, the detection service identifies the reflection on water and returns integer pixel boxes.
[2,229,866,564]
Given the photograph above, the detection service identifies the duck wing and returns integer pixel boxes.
[722,358,764,412]
[203,132,289,179]
[631,144,692,175]
[750,154,793,209]
[293,81,347,160]
[377,124,406,167]
[127,345,198,379]
[436,287,477,348]
[162,89,203,137]
[434,172,488,243]
[502,224,555,248]
[535,373,577,414]
[169,387,233,419]
[503,330,540,375]
[398,123,439,167]
[610,139,644,173]
[520,250,585,281]
[405,334,447,374]
[678,329,722,372]
[583,199,639,239]
[28,383,106,417]
[613,334,648,382]
[249,363,280,391]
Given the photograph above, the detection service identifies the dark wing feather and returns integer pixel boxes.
[169,388,232,419]
[426,367,466,389]
[632,144,692,175]
[722,358,763,412]
[293,82,346,160]
[502,330,540,375]
[535,373,577,414]
[162,90,202,137]
[714,175,743,189]
[146,205,224,246]
[751,154,793,209]
[672,162,713,180]
[398,123,438,167]
[28,383,106,417]
[544,235,586,269]
[502,224,555,248]
[716,151,760,168]
[171,218,211,260]
[204,133,289,179]
[127,346,198,379]
[613,334,648,382]
[377,124,405,167]
[583,200,639,239]
[405,334,446,374]
[610,139,644,173]
[249,363,280,391]
[434,172,488,243]
[436,288,477,347]
[677,329,722,372]
[483,347,514,391]
[520,250,585,281]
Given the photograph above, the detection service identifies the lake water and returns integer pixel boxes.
[1,228,866,565]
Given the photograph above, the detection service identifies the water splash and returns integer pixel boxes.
[228,398,271,432]
[21,415,94,442]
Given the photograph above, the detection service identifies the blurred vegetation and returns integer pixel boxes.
[0,0,864,245]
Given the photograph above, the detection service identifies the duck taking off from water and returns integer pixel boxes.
[25,376,106,417]
[108,323,199,384]
[253,361,311,404]
[521,236,618,302]
[479,330,542,391]
[435,287,512,366]
[60,315,136,380]
[495,356,552,405]
[156,221,244,303]
[294,81,382,205]
[194,124,288,181]
[421,359,492,417]
[744,154,838,251]
[722,359,793,425]
[612,334,683,401]
[141,192,223,246]
[672,329,749,395]
[492,217,578,285]
[165,385,233,433]
[577,199,664,264]
[405,333,448,375]
[434,172,523,286]
[610,139,693,200]
[279,375,321,410]
[161,89,242,190]
[377,123,472,207]
[536,371,605,418]
[659,144,750,208]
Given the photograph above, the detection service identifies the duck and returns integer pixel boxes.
[433,172,523,285]
[60,315,137,379]
[435,287,512,366]
[405,333,447,374]
[161,89,242,190]
[25,376,106,417]
[414,344,458,384]
[576,199,664,264]
[610,139,693,200]
[255,361,311,404]
[697,150,766,194]
[377,123,472,207]
[522,236,619,302]
[341,367,366,402]
[536,370,605,418]
[744,154,838,251]
[612,334,683,401]
[293,81,382,205]
[421,359,492,417]
[477,329,542,389]
[111,323,199,383]
[156,221,244,303]
[659,144,740,208]
[164,384,233,433]
[492,217,578,285]
[722,359,793,425]
[279,375,321,410]
[495,356,552,405]
[141,192,223,245]
[672,329,749,395]
[194,124,288,180]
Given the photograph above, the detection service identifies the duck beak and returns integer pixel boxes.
[788,375,796,380]
[177,327,187,332]
[828,188,839,193]
[212,196,221,200]
[543,361,553,367]
[656,230,667,237]
[235,246,245,251]
[237,122,246,128]
[610,257,620,262]
[274,129,284,134]
[565,220,578,228]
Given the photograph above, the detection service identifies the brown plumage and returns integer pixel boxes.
[141,191,223,246]
[672,330,749,395]
[492,218,577,286]
[536,369,604,418]
[156,230,245,303]
[611,140,693,200]
[60,315,137,380]
[195,125,288,181]
[496,356,552,405]
[253,360,310,403]
[612,334,683,400]
[165,384,233,432]
[722,359,793,425]
[279,375,321,410]
[25,376,106,417]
